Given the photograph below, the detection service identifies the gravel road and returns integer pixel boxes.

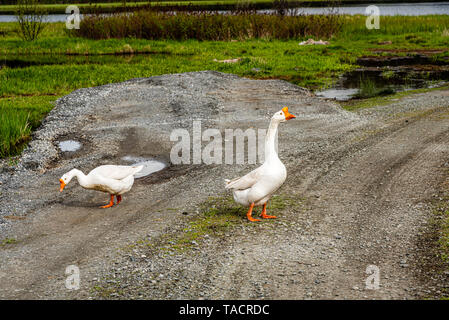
[0,71,448,299]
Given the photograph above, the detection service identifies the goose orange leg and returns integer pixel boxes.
[247,203,260,222]
[116,195,122,205]
[260,202,277,219]
[100,194,115,208]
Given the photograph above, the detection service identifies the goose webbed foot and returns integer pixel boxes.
[260,202,277,219]
[100,194,115,208]
[246,203,261,222]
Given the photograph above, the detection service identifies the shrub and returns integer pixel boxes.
[14,0,47,41]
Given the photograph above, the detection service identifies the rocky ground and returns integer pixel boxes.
[0,71,448,299]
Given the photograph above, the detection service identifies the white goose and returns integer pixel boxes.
[225,107,296,221]
[59,165,143,208]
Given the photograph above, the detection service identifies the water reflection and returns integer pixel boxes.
[1,2,449,22]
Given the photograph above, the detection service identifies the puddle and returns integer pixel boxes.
[122,156,167,178]
[316,53,449,101]
[316,88,359,101]
[58,140,82,152]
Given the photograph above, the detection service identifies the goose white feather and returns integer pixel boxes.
[225,107,296,221]
[59,165,143,208]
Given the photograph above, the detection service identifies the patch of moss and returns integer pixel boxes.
[427,173,449,299]
[159,195,244,253]
[434,196,449,263]
[267,194,300,212]
[140,194,302,254]
[199,195,243,217]
[91,284,124,299]
[0,238,17,246]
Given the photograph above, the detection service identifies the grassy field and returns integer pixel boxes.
[0,15,449,158]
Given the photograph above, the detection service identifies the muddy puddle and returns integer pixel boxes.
[317,52,449,101]
[58,140,82,152]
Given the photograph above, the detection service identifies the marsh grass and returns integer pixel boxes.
[340,15,449,38]
[74,10,343,40]
[0,108,31,158]
[354,77,395,99]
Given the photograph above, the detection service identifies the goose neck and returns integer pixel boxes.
[70,169,88,187]
[264,119,279,162]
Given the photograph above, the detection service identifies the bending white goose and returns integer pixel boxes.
[225,107,296,221]
[59,165,143,208]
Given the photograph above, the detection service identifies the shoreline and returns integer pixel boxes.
[1,0,449,15]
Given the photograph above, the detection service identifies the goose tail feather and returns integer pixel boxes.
[133,165,144,175]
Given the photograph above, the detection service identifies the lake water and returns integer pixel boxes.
[1,2,449,22]
[0,14,75,23]
[292,1,449,15]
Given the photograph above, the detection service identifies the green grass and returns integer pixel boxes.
[0,107,31,158]
[1,15,449,157]
[0,238,18,246]
[0,95,55,157]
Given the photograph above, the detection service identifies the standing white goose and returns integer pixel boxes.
[225,107,296,221]
[59,165,143,208]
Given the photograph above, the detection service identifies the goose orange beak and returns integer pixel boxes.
[59,179,66,192]
[282,106,296,120]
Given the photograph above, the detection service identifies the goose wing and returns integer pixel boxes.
[89,165,143,181]
[225,166,263,190]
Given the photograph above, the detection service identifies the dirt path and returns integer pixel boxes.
[0,72,448,299]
